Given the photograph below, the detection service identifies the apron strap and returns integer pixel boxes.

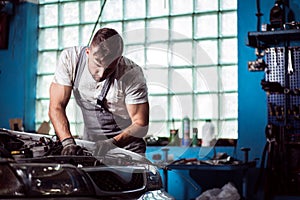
[97,72,115,111]
[97,57,121,105]
[74,47,88,88]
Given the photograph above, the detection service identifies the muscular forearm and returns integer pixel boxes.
[114,102,149,147]
[49,83,73,142]
[114,123,148,147]
[49,106,72,141]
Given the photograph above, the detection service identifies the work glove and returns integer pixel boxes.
[95,138,118,156]
[61,137,84,156]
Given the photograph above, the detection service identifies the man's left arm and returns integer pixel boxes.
[113,102,149,147]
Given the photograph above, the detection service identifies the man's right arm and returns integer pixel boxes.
[48,82,73,141]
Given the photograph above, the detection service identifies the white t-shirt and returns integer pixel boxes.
[53,46,148,119]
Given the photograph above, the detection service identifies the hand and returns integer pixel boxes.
[61,138,84,155]
[95,138,117,156]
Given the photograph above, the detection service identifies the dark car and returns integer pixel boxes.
[0,129,174,200]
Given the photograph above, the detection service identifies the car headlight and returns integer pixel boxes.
[0,161,25,196]
[144,164,163,191]
[9,163,95,197]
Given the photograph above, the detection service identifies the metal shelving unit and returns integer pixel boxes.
[248,29,300,199]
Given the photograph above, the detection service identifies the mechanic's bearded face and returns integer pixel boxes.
[86,45,117,82]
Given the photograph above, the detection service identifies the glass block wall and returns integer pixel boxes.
[37,0,238,139]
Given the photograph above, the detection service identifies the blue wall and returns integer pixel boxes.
[0,2,38,131]
[237,0,267,164]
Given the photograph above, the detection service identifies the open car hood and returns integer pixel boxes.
[0,128,151,164]
[0,128,174,200]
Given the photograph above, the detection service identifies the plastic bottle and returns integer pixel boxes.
[192,128,198,147]
[181,116,190,147]
[169,129,180,146]
[201,119,215,147]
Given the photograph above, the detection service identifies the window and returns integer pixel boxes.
[37,0,238,140]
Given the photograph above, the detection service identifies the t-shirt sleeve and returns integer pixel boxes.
[52,47,76,86]
[124,67,148,104]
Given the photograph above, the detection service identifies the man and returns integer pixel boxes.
[49,28,149,156]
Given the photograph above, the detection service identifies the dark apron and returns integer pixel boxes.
[73,47,146,153]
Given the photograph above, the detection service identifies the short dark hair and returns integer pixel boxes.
[91,28,123,58]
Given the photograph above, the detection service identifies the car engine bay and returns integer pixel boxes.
[0,129,173,200]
